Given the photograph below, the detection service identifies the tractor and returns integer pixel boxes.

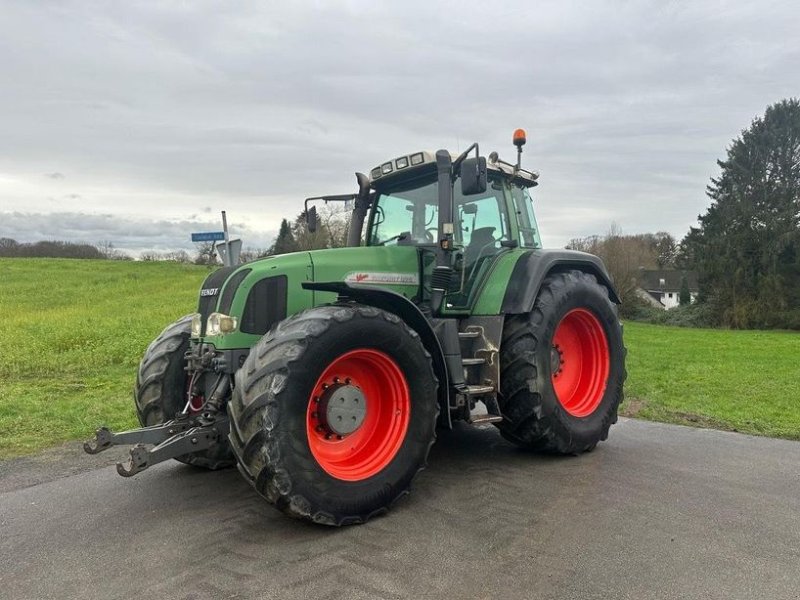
[85,130,626,526]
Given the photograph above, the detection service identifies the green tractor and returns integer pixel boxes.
[85,130,626,526]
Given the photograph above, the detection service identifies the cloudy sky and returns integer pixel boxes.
[1,1,798,255]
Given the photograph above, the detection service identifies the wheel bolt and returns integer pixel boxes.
[333,377,340,384]
[325,433,332,440]
[316,425,324,433]
[345,378,351,384]
[311,412,318,419]
[337,435,344,440]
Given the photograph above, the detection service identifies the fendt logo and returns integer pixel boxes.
[200,288,219,297]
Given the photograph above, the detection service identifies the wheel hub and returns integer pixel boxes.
[319,383,366,436]
[550,344,564,377]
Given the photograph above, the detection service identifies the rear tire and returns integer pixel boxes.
[497,270,626,454]
[134,315,235,470]
[228,304,438,526]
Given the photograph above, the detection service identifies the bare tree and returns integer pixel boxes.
[194,242,218,265]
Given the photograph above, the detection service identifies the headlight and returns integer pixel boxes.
[206,312,238,336]
[190,313,202,337]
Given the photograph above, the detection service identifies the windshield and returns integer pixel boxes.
[370,179,439,245]
[369,176,511,247]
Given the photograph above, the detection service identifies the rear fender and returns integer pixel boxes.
[501,249,620,314]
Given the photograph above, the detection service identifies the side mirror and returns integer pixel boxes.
[306,206,318,233]
[460,156,487,196]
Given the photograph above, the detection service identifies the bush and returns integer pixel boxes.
[624,298,718,328]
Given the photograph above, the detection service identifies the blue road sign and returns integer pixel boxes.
[191,231,225,242]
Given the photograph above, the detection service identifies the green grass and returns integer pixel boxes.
[1,259,798,459]
[621,321,800,440]
[0,258,211,458]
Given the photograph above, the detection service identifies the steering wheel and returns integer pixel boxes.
[424,228,438,243]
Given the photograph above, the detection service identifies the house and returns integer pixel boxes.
[635,269,699,310]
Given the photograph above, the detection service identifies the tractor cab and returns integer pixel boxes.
[364,148,542,309]
[307,130,543,313]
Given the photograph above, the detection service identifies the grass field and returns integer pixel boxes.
[1,258,798,459]
[0,258,209,458]
[622,321,799,439]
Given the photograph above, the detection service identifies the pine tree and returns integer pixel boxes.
[681,99,800,328]
[269,218,298,255]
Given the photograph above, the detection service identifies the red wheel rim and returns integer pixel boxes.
[551,308,610,417]
[306,348,410,481]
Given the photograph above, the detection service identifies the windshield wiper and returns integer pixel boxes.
[376,233,409,246]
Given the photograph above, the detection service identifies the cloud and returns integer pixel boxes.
[0,211,277,257]
[0,1,798,249]
[44,173,65,180]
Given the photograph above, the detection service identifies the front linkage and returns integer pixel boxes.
[84,339,232,477]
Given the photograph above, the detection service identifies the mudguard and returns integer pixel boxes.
[501,249,620,314]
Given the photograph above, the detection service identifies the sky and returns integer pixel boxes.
[1,0,798,256]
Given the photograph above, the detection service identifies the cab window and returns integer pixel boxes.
[511,185,542,248]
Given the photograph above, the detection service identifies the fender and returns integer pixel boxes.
[501,249,621,314]
[301,281,452,428]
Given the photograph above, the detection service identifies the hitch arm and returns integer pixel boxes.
[115,416,229,477]
[83,419,194,454]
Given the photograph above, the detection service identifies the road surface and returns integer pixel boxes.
[1,418,798,600]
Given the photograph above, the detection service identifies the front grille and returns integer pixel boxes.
[218,268,251,314]
[240,275,288,335]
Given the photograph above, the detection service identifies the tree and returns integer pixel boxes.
[96,240,131,260]
[567,224,661,307]
[0,238,19,256]
[290,204,351,252]
[653,232,678,268]
[268,219,298,255]
[679,274,691,306]
[681,98,800,328]
[194,242,218,265]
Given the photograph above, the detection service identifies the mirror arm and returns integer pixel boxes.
[451,142,479,178]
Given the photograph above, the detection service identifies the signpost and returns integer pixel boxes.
[190,211,238,267]
[215,238,242,266]
[191,231,225,242]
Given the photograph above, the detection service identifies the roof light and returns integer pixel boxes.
[395,156,409,169]
[370,167,382,179]
[410,152,424,165]
[513,128,527,147]
[381,162,393,174]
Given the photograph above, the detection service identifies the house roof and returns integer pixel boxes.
[636,269,699,292]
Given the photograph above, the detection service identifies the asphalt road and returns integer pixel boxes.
[1,418,798,600]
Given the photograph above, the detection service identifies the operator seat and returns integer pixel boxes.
[464,226,497,268]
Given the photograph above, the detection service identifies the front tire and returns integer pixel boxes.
[134,315,235,469]
[498,270,626,454]
[228,304,438,526]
